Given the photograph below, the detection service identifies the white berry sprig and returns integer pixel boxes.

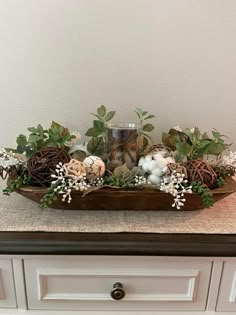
[160,171,192,210]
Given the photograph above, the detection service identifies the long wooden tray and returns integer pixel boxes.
[13,177,236,211]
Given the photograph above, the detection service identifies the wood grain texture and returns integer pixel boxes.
[14,177,236,211]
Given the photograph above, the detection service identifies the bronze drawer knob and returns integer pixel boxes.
[110,282,125,300]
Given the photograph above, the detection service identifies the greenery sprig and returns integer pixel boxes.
[216,176,225,188]
[191,181,214,208]
[135,108,155,157]
[16,121,75,158]
[162,127,230,162]
[85,105,116,158]
[3,175,31,195]
[39,182,60,208]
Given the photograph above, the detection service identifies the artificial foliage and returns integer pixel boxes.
[16,121,75,157]
[0,106,235,210]
[191,181,214,208]
[162,127,230,162]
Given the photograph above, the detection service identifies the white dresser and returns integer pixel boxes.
[1,254,236,314]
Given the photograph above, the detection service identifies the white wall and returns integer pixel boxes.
[0,0,236,149]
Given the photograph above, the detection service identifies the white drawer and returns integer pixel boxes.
[0,259,16,308]
[217,262,236,311]
[24,256,212,311]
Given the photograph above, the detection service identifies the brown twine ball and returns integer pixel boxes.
[27,147,70,186]
[146,144,172,157]
[0,166,18,180]
[185,160,217,188]
[167,163,187,177]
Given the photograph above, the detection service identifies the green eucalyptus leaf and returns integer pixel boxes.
[28,134,42,143]
[97,105,106,117]
[143,114,155,120]
[37,124,44,133]
[176,142,192,157]
[85,127,103,137]
[142,124,155,132]
[87,137,105,156]
[194,139,211,157]
[135,108,143,116]
[93,120,105,131]
[27,127,38,133]
[91,113,103,120]
[104,111,116,122]
[16,134,27,146]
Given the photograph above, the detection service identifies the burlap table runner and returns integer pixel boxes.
[0,180,236,233]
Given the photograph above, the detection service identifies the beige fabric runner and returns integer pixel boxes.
[0,180,236,234]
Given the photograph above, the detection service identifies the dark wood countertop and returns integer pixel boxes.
[1,231,236,256]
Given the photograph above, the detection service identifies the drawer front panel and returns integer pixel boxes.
[0,259,16,308]
[217,262,236,311]
[24,256,212,311]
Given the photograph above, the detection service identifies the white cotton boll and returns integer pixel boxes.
[156,158,168,169]
[147,160,160,172]
[148,174,161,185]
[165,156,175,164]
[142,162,150,173]
[162,166,168,174]
[144,155,152,162]
[138,157,145,167]
[151,168,162,177]
[153,152,165,159]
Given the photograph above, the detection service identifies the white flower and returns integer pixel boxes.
[65,131,81,148]
[173,126,182,132]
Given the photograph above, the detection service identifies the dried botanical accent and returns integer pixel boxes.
[160,171,192,210]
[71,150,87,162]
[27,147,70,186]
[138,151,174,185]
[146,144,171,157]
[65,131,81,147]
[185,160,217,189]
[83,156,105,181]
[64,159,86,180]
[40,162,90,207]
[214,165,236,177]
[167,163,187,177]
[0,148,24,180]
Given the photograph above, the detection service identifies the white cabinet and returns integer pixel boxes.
[217,262,236,311]
[3,255,236,314]
[23,256,212,312]
[0,259,16,308]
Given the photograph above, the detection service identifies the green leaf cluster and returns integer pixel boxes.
[135,108,155,157]
[215,176,225,188]
[39,181,61,208]
[191,181,214,208]
[2,175,31,195]
[162,127,230,162]
[85,105,116,158]
[16,121,75,158]
[103,164,143,187]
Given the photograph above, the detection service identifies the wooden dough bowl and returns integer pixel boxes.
[12,176,236,211]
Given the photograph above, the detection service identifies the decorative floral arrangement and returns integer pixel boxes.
[0,105,235,210]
